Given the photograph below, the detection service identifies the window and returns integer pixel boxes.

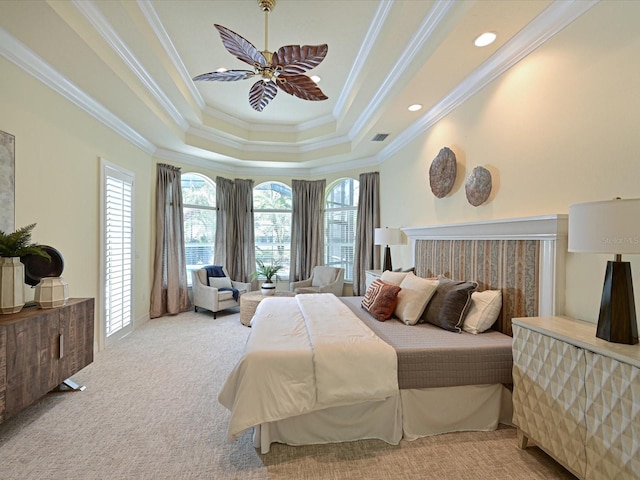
[181,173,216,286]
[325,178,359,281]
[102,160,133,343]
[253,182,292,278]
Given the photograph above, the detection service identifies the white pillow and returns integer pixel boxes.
[209,276,232,289]
[380,270,409,286]
[463,290,502,334]
[394,273,439,325]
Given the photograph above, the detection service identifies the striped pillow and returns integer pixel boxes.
[361,279,401,321]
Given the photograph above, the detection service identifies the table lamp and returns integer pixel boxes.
[374,227,404,272]
[568,197,640,345]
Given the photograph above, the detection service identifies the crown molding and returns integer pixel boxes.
[333,0,393,117]
[72,0,189,131]
[136,0,205,111]
[0,27,155,155]
[377,0,599,162]
[349,0,456,137]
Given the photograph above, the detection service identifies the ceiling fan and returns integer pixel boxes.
[193,0,328,112]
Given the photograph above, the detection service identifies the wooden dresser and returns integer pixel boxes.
[512,316,640,480]
[0,298,94,423]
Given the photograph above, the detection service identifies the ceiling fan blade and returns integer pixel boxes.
[249,80,278,112]
[272,44,328,75]
[192,70,255,82]
[214,24,267,68]
[276,74,328,101]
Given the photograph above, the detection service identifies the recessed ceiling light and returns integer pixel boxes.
[408,104,423,112]
[216,67,228,73]
[474,32,496,47]
[310,75,321,83]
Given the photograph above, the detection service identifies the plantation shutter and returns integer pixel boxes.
[104,164,133,338]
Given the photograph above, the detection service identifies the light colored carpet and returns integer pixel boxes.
[0,309,575,480]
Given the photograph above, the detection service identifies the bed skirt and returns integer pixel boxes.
[253,384,513,453]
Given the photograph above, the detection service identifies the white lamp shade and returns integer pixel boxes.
[568,198,640,254]
[374,227,404,246]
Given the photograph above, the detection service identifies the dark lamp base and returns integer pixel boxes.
[383,246,392,272]
[597,261,639,345]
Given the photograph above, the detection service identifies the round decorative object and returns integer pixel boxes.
[429,147,457,198]
[21,245,64,287]
[465,166,492,207]
[261,282,276,296]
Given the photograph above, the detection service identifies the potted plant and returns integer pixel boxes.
[0,223,50,314]
[252,259,283,296]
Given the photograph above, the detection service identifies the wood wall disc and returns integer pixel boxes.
[465,166,492,207]
[429,147,457,198]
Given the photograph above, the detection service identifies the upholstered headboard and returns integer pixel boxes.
[403,215,568,336]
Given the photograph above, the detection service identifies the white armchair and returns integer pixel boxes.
[192,267,251,318]
[290,266,345,296]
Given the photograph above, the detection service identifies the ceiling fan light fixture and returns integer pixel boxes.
[192,0,328,112]
[310,75,321,83]
[474,32,497,47]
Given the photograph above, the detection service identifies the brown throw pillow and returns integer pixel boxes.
[362,279,401,321]
[422,276,478,332]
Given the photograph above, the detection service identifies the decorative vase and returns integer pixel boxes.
[261,281,276,296]
[34,276,69,308]
[0,257,25,314]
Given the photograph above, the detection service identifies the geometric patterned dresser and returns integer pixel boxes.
[512,316,640,480]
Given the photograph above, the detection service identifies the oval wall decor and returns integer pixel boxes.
[465,166,492,207]
[429,147,457,198]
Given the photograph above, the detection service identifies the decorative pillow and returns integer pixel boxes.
[361,279,401,321]
[209,276,232,289]
[422,276,478,332]
[394,273,439,325]
[463,290,503,334]
[380,270,409,286]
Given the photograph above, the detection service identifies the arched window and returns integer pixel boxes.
[325,178,359,281]
[253,182,292,279]
[181,173,216,285]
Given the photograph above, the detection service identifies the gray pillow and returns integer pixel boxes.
[422,276,478,332]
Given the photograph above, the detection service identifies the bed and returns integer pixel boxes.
[220,215,568,453]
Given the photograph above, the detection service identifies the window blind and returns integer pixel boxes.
[104,165,133,337]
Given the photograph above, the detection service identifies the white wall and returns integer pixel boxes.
[0,56,153,349]
[380,1,640,325]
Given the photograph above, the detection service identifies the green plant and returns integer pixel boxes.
[252,259,283,283]
[0,223,50,259]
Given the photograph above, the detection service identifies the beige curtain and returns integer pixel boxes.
[353,172,380,295]
[290,179,326,282]
[214,177,255,282]
[150,163,190,318]
[230,178,255,282]
[214,176,234,268]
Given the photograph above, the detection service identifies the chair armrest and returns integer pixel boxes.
[290,278,312,291]
[318,279,345,296]
[231,280,252,292]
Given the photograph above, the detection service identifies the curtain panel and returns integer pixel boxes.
[150,163,191,318]
[214,176,255,282]
[353,172,380,296]
[290,179,326,282]
[214,176,234,269]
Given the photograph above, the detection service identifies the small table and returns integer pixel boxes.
[239,291,296,326]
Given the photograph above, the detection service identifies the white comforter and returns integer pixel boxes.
[218,293,398,442]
